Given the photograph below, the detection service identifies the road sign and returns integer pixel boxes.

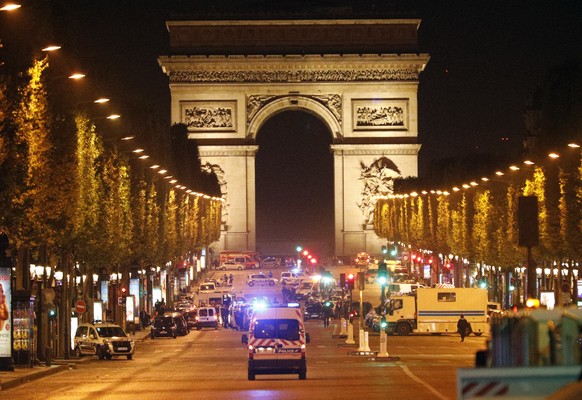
[75,299,86,314]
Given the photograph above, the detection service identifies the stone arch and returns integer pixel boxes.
[159,19,428,257]
[247,96,342,141]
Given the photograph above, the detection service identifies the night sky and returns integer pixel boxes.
[2,0,581,254]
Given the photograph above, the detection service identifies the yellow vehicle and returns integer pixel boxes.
[385,287,489,335]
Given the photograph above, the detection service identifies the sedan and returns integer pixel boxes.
[247,273,277,287]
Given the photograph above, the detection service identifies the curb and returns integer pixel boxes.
[0,363,74,391]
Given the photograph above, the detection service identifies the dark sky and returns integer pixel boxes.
[2,0,581,252]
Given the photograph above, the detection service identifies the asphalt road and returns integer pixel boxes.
[5,266,487,400]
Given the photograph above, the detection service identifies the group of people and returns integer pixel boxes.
[221,274,234,286]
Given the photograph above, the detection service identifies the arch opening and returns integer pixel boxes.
[255,110,334,258]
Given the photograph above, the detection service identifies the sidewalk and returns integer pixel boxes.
[0,328,150,391]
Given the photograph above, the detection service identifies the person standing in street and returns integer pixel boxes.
[322,301,332,327]
[457,314,470,342]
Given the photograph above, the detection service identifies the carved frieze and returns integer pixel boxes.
[169,68,420,83]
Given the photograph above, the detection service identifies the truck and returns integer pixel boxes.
[219,251,260,270]
[384,287,489,335]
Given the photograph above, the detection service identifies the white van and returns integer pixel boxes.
[280,271,301,285]
[242,305,310,380]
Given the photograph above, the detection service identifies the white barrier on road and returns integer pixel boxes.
[363,331,371,352]
[345,323,355,344]
[357,328,365,351]
[340,318,348,336]
[378,330,389,357]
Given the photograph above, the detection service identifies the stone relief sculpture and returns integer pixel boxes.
[202,162,229,226]
[358,157,402,225]
[184,106,233,129]
[247,93,341,125]
[311,94,342,124]
[247,95,278,124]
[356,105,404,127]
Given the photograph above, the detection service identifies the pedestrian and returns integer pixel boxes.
[457,314,470,342]
[229,273,234,286]
[268,270,273,278]
[221,305,230,328]
[322,300,332,327]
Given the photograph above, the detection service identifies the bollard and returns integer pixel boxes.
[339,318,348,336]
[364,331,371,352]
[345,323,355,345]
[45,347,52,367]
[357,329,365,351]
[333,321,340,336]
[378,330,389,357]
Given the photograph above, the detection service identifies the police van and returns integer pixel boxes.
[242,304,310,380]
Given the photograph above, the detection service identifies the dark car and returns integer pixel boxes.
[183,310,198,330]
[164,312,189,336]
[304,301,323,320]
[151,316,178,339]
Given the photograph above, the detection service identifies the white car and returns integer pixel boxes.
[74,322,135,360]
[247,273,277,287]
[219,261,245,271]
[280,271,302,285]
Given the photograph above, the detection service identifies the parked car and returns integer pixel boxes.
[164,312,189,336]
[247,273,277,287]
[183,310,198,330]
[74,322,135,360]
[219,261,245,271]
[304,301,323,320]
[260,257,280,269]
[151,315,178,339]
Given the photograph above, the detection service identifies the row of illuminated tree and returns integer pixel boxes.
[373,148,581,274]
[0,57,222,290]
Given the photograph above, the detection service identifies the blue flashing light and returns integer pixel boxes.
[252,300,268,309]
[286,303,300,308]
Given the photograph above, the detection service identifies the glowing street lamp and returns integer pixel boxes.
[0,3,21,11]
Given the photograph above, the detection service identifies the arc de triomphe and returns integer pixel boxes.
[158,18,429,257]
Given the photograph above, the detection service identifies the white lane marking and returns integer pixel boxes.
[400,365,450,400]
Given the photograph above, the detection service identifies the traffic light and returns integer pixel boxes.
[357,272,365,290]
[381,245,387,254]
[380,316,387,330]
[47,305,57,319]
[121,287,128,301]
[378,263,387,285]
[347,273,355,290]
[339,273,346,288]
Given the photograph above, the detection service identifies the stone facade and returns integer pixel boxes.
[158,19,429,257]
